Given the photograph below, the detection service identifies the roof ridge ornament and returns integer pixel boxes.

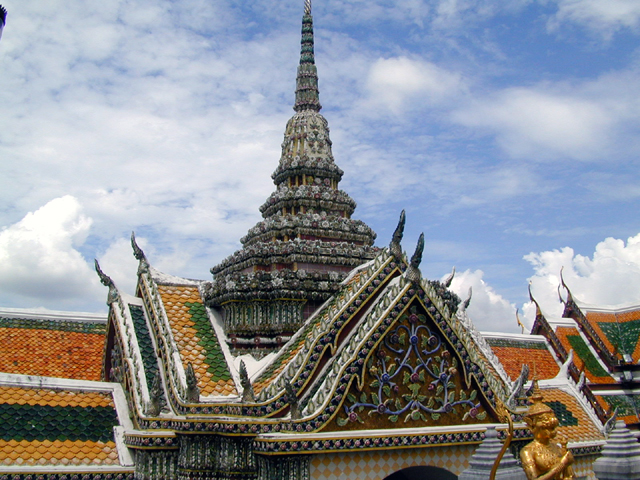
[405,233,424,285]
[389,210,405,259]
[94,259,119,305]
[131,231,150,274]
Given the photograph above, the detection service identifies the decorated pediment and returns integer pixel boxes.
[331,301,495,430]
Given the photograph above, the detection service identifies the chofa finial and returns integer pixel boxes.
[94,259,119,305]
[405,233,424,284]
[389,210,405,259]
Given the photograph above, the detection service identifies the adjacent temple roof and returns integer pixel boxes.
[0,309,107,381]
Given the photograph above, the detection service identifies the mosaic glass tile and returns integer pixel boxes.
[128,304,158,388]
[157,285,236,396]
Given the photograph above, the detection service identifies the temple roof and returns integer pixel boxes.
[0,308,106,381]
[0,373,134,473]
[484,333,560,381]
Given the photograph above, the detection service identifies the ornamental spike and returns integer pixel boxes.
[405,233,424,285]
[389,210,405,259]
[294,0,321,112]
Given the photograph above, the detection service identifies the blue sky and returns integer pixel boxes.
[0,0,639,332]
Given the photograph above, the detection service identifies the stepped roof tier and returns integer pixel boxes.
[206,2,377,355]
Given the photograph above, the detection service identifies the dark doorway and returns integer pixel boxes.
[383,465,458,480]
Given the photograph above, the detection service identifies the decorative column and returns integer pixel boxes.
[593,420,640,480]
[256,455,310,480]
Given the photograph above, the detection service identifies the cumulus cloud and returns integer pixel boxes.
[0,196,102,305]
[447,269,519,333]
[525,232,640,321]
[365,57,464,114]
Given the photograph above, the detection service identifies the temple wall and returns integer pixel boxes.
[309,445,475,480]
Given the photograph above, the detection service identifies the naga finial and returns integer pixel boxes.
[285,380,301,420]
[185,363,200,403]
[389,210,405,259]
[405,233,424,285]
[131,232,150,274]
[240,360,255,403]
[94,259,119,305]
[444,266,456,288]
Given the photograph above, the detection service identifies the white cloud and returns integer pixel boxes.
[525,232,640,321]
[447,269,519,333]
[453,87,615,160]
[365,57,464,114]
[0,196,102,304]
[550,0,640,35]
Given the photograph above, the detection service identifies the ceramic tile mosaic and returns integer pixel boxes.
[128,304,158,388]
[554,327,613,384]
[0,317,105,381]
[0,386,120,466]
[157,285,236,396]
[585,309,640,362]
[310,444,474,480]
[540,388,604,443]
[487,337,559,380]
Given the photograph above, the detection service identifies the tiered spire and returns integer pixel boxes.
[206,1,378,357]
[295,0,321,112]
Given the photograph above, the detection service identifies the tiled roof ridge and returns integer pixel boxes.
[0,315,107,334]
[0,307,106,323]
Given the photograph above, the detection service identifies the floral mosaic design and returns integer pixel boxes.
[337,306,486,427]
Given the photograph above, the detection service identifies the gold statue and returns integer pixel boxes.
[520,382,575,480]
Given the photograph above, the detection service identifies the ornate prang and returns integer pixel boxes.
[284,380,301,420]
[207,1,377,352]
[405,233,424,284]
[147,372,163,417]
[185,363,200,403]
[389,210,406,259]
[94,259,119,305]
[240,360,255,403]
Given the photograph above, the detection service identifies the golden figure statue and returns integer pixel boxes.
[520,382,575,480]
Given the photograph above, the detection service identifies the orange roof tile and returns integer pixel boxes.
[0,386,121,467]
[487,338,560,380]
[157,285,237,396]
[540,387,604,443]
[0,327,104,380]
